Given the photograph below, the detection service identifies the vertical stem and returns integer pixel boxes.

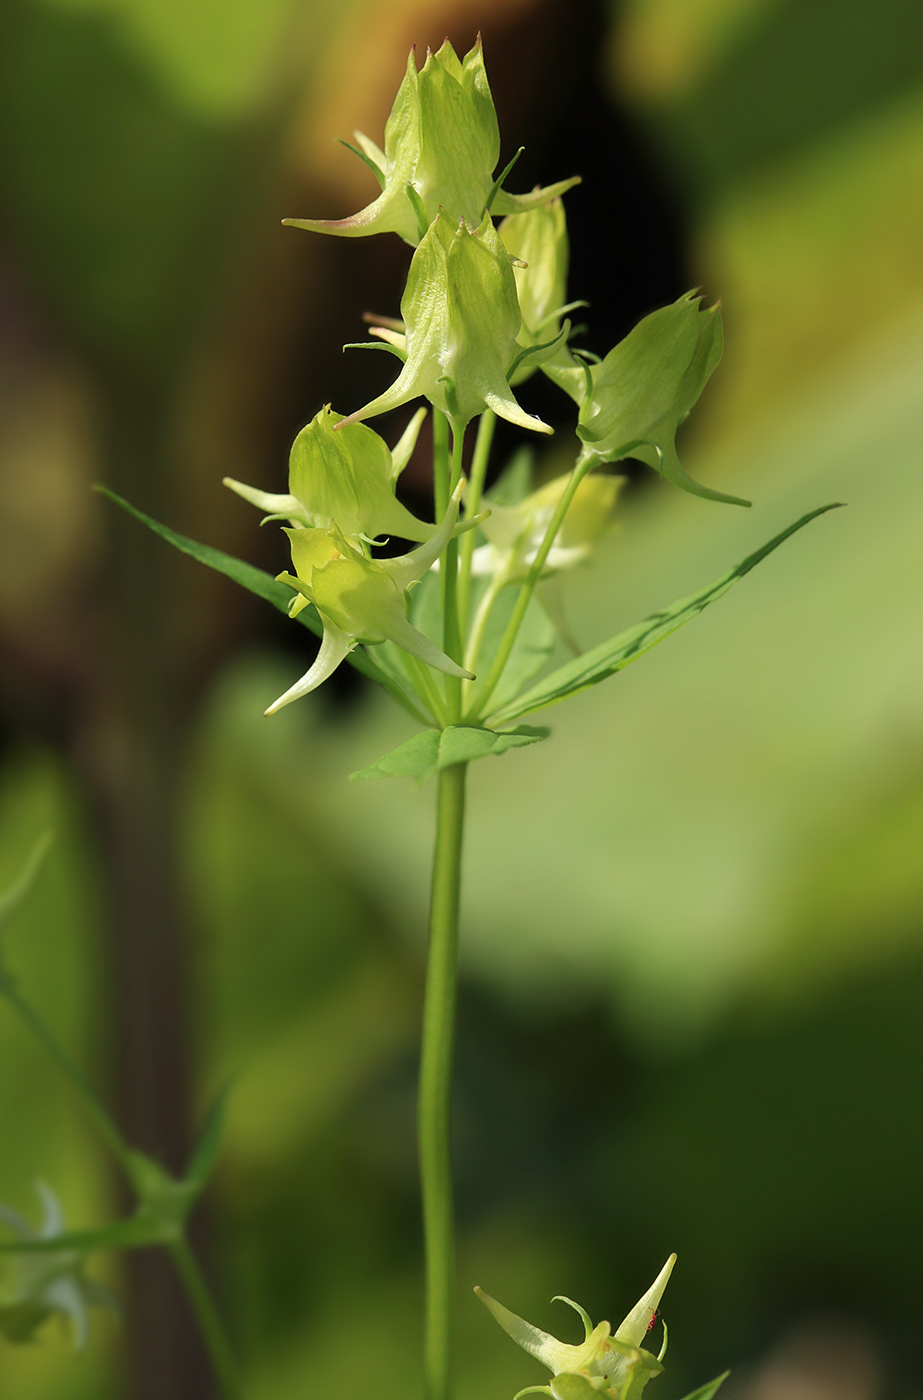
[465,455,593,721]
[168,1240,244,1400]
[457,410,495,636]
[441,424,467,723]
[433,409,451,521]
[419,761,468,1400]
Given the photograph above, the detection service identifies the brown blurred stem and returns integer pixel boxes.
[73,384,216,1399]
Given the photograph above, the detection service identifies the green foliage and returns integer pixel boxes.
[350,726,550,783]
[0,834,52,984]
[675,1375,729,1400]
[487,504,841,725]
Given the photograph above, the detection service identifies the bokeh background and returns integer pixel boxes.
[1,0,922,1396]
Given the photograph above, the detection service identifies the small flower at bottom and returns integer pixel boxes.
[476,1255,675,1400]
[0,1184,116,1349]
[266,480,476,714]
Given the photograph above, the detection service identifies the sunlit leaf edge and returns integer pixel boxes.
[349,724,550,783]
[96,487,427,721]
[486,504,843,726]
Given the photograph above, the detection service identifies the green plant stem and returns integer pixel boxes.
[441,423,467,722]
[456,409,495,634]
[464,456,592,721]
[418,760,467,1400]
[462,571,507,703]
[433,409,451,520]
[169,1238,244,1400]
[0,982,134,1177]
[404,653,450,727]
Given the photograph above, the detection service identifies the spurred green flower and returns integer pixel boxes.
[343,211,553,434]
[576,293,749,507]
[499,200,584,388]
[284,39,578,247]
[224,405,432,542]
[0,1185,116,1349]
[266,481,477,713]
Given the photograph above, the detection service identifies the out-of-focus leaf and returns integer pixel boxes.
[184,1081,233,1194]
[0,833,52,941]
[675,1372,730,1400]
[487,504,841,725]
[350,725,549,783]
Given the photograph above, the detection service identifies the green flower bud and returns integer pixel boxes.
[284,39,578,247]
[472,472,623,581]
[499,200,584,387]
[476,1255,675,1400]
[0,1185,116,1349]
[266,480,475,713]
[224,405,432,542]
[576,293,750,507]
[344,211,553,435]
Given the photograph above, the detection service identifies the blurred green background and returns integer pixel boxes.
[1,0,922,1396]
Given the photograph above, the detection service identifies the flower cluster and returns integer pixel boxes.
[225,37,736,718]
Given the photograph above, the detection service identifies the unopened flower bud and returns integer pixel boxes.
[576,293,749,507]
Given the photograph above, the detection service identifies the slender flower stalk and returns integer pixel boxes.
[457,408,496,634]
[418,760,468,1400]
[464,458,594,721]
[169,1240,244,1400]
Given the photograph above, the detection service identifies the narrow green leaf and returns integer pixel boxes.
[487,504,843,725]
[337,137,386,189]
[184,1081,234,1194]
[0,833,52,939]
[676,1372,730,1400]
[349,724,549,782]
[342,340,407,361]
[96,487,425,719]
[0,1217,167,1254]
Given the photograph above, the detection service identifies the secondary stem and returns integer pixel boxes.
[0,983,134,1177]
[456,410,495,636]
[418,761,467,1400]
[441,424,467,723]
[169,1239,244,1400]
[465,456,593,721]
